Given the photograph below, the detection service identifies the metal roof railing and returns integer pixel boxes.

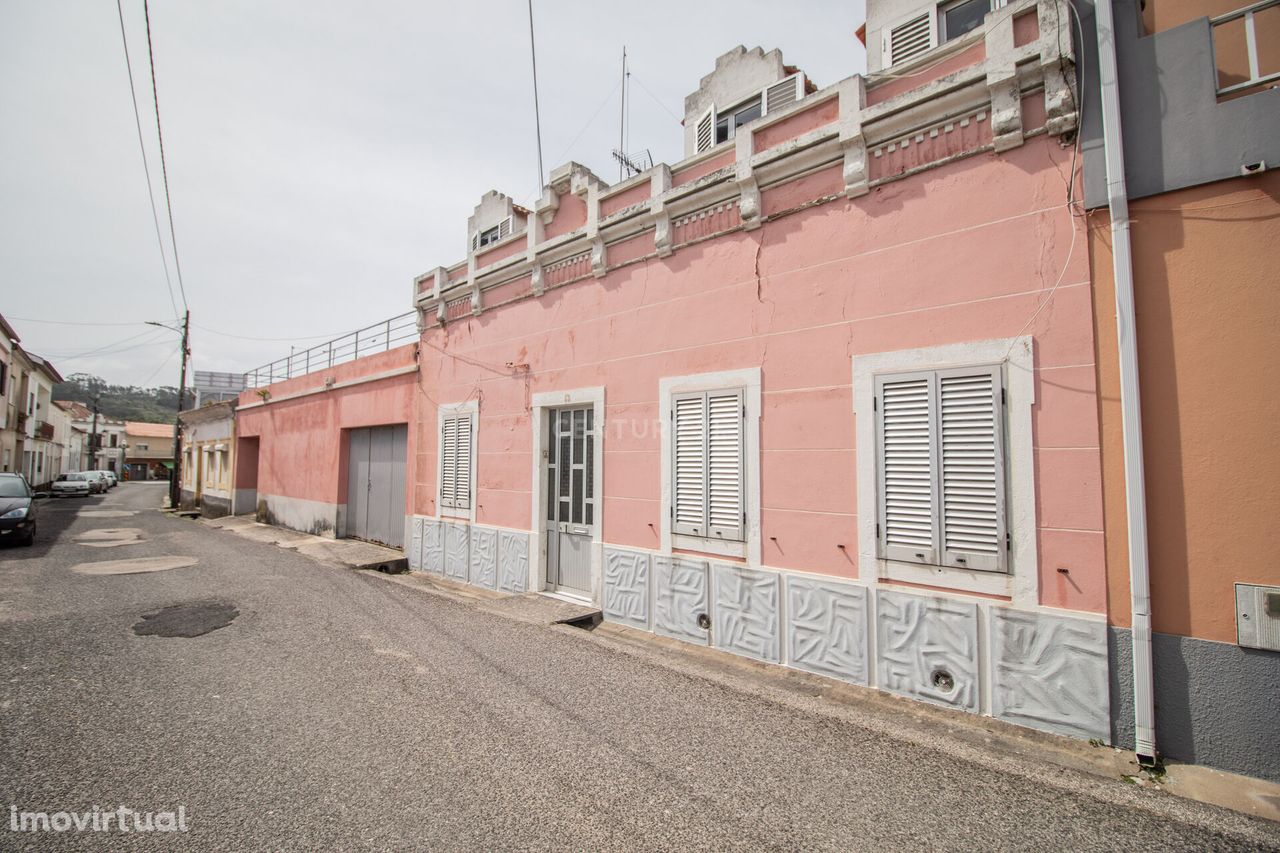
[243,312,418,389]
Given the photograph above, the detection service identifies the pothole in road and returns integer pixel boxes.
[132,601,239,638]
[74,528,145,548]
[71,556,197,575]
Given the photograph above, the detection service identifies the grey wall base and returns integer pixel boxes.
[1109,627,1280,783]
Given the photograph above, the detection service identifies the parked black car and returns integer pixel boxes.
[0,473,45,547]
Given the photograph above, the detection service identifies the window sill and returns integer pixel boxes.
[878,559,1012,598]
[672,533,746,560]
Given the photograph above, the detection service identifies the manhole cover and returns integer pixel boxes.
[71,556,197,575]
[133,602,239,638]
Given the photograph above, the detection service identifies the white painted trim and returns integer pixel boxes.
[236,364,418,410]
[529,387,606,604]
[853,336,1038,608]
[436,399,478,524]
[659,367,762,568]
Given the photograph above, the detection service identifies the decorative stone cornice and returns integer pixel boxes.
[414,0,1077,327]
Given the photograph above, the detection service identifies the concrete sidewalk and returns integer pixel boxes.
[201,514,407,573]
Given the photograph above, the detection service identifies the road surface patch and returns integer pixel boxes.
[132,601,238,638]
[74,528,145,548]
[70,556,197,575]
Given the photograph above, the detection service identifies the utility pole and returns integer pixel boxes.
[90,396,100,473]
[169,310,190,508]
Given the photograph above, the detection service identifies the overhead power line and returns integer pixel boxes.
[5,316,165,328]
[115,0,178,318]
[143,0,189,312]
[192,323,355,343]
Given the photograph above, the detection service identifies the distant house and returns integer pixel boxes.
[124,421,175,481]
[178,400,237,517]
[59,401,128,474]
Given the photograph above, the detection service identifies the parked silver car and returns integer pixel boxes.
[52,472,92,498]
[91,470,118,488]
[83,471,108,494]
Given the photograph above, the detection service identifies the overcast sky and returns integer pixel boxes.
[1,0,866,387]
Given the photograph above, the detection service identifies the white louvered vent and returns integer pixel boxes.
[470,233,479,252]
[498,216,512,239]
[695,107,715,153]
[673,393,707,535]
[939,369,1004,571]
[885,12,934,67]
[877,374,936,564]
[764,74,804,114]
[706,390,744,540]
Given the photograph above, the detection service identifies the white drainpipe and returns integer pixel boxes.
[1094,0,1156,763]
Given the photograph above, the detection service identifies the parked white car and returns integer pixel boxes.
[83,471,108,494]
[92,470,118,488]
[51,472,92,498]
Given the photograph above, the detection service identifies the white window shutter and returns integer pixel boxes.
[938,367,1005,571]
[672,393,707,535]
[454,414,472,510]
[440,416,457,508]
[498,216,512,239]
[763,73,804,115]
[885,11,934,67]
[695,106,715,153]
[706,390,744,541]
[876,372,938,564]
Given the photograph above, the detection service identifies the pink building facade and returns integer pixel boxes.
[244,0,1110,743]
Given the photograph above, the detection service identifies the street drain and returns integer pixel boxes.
[133,602,239,638]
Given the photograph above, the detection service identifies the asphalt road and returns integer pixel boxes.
[0,484,1275,851]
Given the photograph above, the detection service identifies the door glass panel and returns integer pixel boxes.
[585,431,594,500]
[571,468,583,524]
[585,501,593,526]
[559,435,571,497]
[573,410,585,463]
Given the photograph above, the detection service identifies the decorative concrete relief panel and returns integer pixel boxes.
[469,527,498,590]
[712,564,780,662]
[603,548,651,630]
[876,591,979,712]
[785,576,869,685]
[497,530,529,593]
[653,556,710,645]
[407,517,423,571]
[990,608,1109,741]
[422,519,443,574]
[444,522,470,582]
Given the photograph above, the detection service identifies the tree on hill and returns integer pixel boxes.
[53,373,193,423]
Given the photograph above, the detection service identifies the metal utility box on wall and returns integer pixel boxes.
[1236,583,1280,652]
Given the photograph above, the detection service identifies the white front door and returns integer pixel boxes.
[543,407,594,597]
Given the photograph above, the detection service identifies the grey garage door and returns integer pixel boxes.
[347,425,407,548]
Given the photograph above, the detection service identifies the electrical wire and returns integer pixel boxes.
[1004,0,1086,358]
[4,316,165,328]
[143,0,189,312]
[136,343,181,387]
[45,330,171,362]
[115,0,178,318]
[527,0,545,190]
[630,72,683,124]
[192,323,354,343]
